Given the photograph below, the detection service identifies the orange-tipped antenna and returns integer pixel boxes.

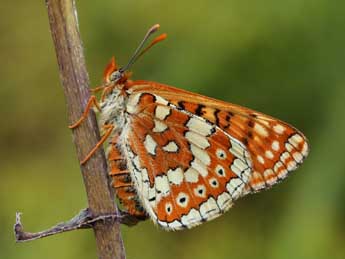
[120,24,166,73]
[134,33,167,63]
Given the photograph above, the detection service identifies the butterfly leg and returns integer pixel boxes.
[80,124,114,165]
[69,95,102,129]
[90,85,106,93]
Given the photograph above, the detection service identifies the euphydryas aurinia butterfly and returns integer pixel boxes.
[70,24,309,230]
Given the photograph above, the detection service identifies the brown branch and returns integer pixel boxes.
[15,210,94,242]
[14,210,139,243]
[23,0,127,258]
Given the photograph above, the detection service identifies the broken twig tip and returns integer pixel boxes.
[13,208,139,243]
[14,212,25,242]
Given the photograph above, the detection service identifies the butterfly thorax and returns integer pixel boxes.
[99,86,127,133]
[99,56,134,132]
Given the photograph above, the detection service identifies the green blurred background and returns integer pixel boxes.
[1,0,345,258]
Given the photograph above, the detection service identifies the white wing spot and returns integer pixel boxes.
[191,159,208,177]
[144,135,157,155]
[288,134,304,147]
[216,192,233,211]
[167,167,184,185]
[185,167,199,183]
[302,142,309,156]
[272,140,280,151]
[250,171,266,190]
[286,143,295,153]
[126,93,141,114]
[226,178,244,199]
[287,160,297,171]
[292,151,304,163]
[273,161,284,173]
[273,161,288,179]
[277,167,288,179]
[163,141,179,152]
[265,150,274,159]
[153,119,168,133]
[264,169,277,186]
[155,105,170,120]
[181,208,202,227]
[185,131,210,149]
[230,158,250,181]
[229,140,246,161]
[155,95,169,105]
[190,144,211,166]
[280,152,291,164]
[273,124,286,134]
[254,123,269,137]
[257,155,265,164]
[168,220,183,230]
[233,158,248,172]
[186,117,213,136]
[155,175,170,196]
[199,197,220,220]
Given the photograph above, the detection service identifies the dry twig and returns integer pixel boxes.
[14,1,127,258]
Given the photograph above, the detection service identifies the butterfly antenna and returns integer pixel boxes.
[134,33,167,63]
[120,24,167,73]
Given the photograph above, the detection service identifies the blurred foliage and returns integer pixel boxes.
[1,0,345,259]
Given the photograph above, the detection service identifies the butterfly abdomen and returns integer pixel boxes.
[107,139,148,220]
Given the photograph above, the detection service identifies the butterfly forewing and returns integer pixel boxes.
[122,90,252,230]
[125,81,309,195]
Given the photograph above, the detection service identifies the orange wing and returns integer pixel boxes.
[126,80,309,195]
[122,91,252,230]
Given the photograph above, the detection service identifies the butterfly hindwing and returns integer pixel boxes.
[122,91,252,230]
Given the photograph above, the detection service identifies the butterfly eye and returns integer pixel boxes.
[109,71,122,82]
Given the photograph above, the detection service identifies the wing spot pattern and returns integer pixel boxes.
[194,185,206,198]
[216,148,227,160]
[273,124,286,134]
[209,178,219,188]
[272,140,280,151]
[176,192,189,208]
[215,165,226,177]
[155,105,171,120]
[144,134,157,155]
[162,141,179,152]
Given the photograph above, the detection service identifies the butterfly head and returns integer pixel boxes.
[103,56,132,85]
[102,24,166,86]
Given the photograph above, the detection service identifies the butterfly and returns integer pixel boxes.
[69,24,309,230]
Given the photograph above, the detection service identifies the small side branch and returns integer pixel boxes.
[15,209,141,243]
[15,209,93,242]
